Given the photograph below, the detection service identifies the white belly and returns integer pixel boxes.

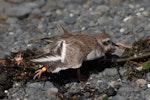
[85,50,104,61]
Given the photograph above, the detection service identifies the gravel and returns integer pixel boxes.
[0,0,150,99]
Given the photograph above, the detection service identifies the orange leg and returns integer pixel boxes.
[77,68,82,81]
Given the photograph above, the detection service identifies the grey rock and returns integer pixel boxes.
[118,86,135,96]
[106,87,116,96]
[119,68,127,76]
[16,29,23,34]
[96,5,109,13]
[34,0,46,8]
[31,8,41,14]
[135,79,147,87]
[5,0,24,4]
[42,81,55,90]
[111,95,127,100]
[91,0,103,5]
[0,7,4,13]
[26,0,46,9]
[5,6,32,18]
[146,72,150,82]
[47,88,58,96]
[109,0,120,5]
[103,68,118,76]
[65,16,76,25]
[5,18,18,24]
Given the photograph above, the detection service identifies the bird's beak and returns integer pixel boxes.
[107,42,118,53]
[112,42,119,47]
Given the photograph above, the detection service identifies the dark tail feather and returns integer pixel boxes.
[59,24,70,35]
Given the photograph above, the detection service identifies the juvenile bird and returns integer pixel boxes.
[30,25,116,80]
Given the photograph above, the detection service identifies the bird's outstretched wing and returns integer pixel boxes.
[28,24,71,44]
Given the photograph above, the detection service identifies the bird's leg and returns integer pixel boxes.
[77,68,86,82]
[33,66,48,79]
[77,68,81,81]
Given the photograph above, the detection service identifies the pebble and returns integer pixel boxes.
[147,84,150,88]
[146,72,150,82]
[64,16,76,25]
[106,87,116,96]
[6,81,58,99]
[123,16,132,22]
[25,0,46,9]
[111,95,127,100]
[103,68,118,76]
[119,28,125,33]
[5,6,32,18]
[135,79,147,87]
[109,0,120,5]
[109,80,122,89]
[47,88,58,95]
[142,11,149,16]
[5,18,18,24]
[96,5,109,13]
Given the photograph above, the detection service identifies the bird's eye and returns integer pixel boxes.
[103,40,111,45]
[103,41,107,45]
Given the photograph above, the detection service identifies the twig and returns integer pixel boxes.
[115,52,150,63]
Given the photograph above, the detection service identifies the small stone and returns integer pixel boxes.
[109,0,120,5]
[5,6,32,18]
[96,5,109,13]
[103,68,118,76]
[42,81,55,90]
[129,4,134,9]
[109,81,122,89]
[26,0,46,8]
[31,8,41,15]
[8,32,15,35]
[120,28,125,33]
[5,18,18,24]
[106,87,116,96]
[55,9,62,15]
[35,0,46,8]
[5,0,24,4]
[146,72,150,81]
[123,16,132,22]
[26,82,42,88]
[119,68,127,76]
[136,12,142,16]
[47,88,58,95]
[111,95,127,100]
[147,84,150,88]
[16,29,23,34]
[139,7,144,11]
[142,11,149,17]
[65,17,76,25]
[135,79,147,87]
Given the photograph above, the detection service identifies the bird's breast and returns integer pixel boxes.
[85,50,104,61]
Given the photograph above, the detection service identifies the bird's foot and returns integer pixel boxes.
[77,75,87,82]
[33,66,48,79]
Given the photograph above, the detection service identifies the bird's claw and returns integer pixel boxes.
[33,69,43,79]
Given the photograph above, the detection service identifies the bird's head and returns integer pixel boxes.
[95,33,117,53]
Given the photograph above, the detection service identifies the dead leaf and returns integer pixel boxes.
[14,53,24,65]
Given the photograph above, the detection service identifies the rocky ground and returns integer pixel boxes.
[0,0,150,100]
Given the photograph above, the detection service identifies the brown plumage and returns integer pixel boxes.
[30,25,114,79]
